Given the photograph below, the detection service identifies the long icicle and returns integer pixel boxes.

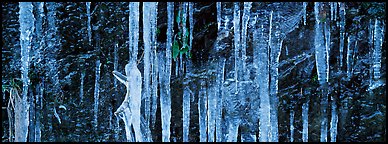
[93,59,101,131]
[256,23,271,142]
[143,2,157,134]
[86,2,91,45]
[269,11,281,142]
[302,90,309,142]
[290,106,294,142]
[215,2,224,142]
[199,80,208,142]
[241,2,252,81]
[143,2,152,125]
[161,2,174,142]
[34,2,45,141]
[314,2,330,142]
[150,2,159,131]
[303,2,307,25]
[183,3,194,142]
[339,2,345,70]
[233,2,241,95]
[17,2,34,142]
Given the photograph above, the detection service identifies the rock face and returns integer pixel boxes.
[1,2,386,142]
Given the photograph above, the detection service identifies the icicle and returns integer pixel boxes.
[314,2,329,85]
[129,2,139,64]
[114,42,118,91]
[35,82,43,142]
[339,2,345,70]
[330,95,338,142]
[302,97,309,142]
[207,84,217,142]
[112,41,119,141]
[325,19,330,80]
[33,2,44,141]
[93,59,101,130]
[233,2,241,95]
[216,58,226,142]
[175,60,179,76]
[368,19,374,92]
[241,2,252,81]
[333,2,338,21]
[199,80,208,142]
[352,40,357,75]
[314,2,329,142]
[120,108,133,141]
[290,107,294,142]
[183,8,194,139]
[53,107,61,124]
[285,46,289,56]
[80,70,85,103]
[151,33,159,130]
[114,4,142,142]
[180,2,188,74]
[373,19,384,80]
[143,2,157,132]
[217,2,221,30]
[303,2,307,25]
[330,2,334,21]
[17,2,34,142]
[254,23,271,142]
[346,36,354,78]
[86,2,91,45]
[182,83,192,142]
[161,2,174,142]
[189,3,194,53]
[269,11,281,142]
